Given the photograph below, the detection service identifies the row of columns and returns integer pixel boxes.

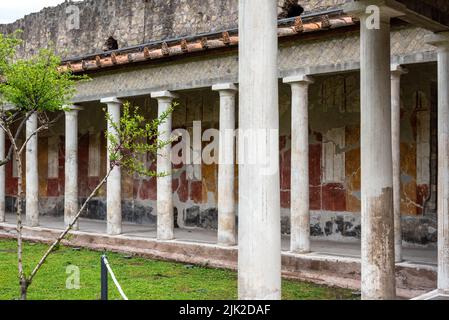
[282,67,409,260]
[4,87,238,246]
[346,0,449,298]
[237,0,449,300]
[1,0,448,300]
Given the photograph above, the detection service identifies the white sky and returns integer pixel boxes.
[0,0,75,24]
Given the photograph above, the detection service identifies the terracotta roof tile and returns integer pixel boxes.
[61,14,355,73]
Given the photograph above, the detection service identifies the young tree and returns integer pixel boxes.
[0,34,83,300]
[0,33,176,299]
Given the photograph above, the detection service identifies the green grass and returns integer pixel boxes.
[0,239,356,300]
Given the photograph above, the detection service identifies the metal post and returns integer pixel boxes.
[101,255,108,300]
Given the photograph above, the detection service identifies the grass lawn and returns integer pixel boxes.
[0,239,357,300]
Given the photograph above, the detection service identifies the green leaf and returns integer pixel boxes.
[106,101,177,178]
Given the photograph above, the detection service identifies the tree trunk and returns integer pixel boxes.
[16,150,27,300]
[20,278,27,300]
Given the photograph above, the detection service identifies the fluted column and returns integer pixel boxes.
[213,83,238,246]
[391,64,407,263]
[64,106,82,230]
[151,91,177,241]
[344,0,406,300]
[238,0,281,300]
[426,31,449,292]
[283,74,314,253]
[26,112,39,227]
[101,97,122,235]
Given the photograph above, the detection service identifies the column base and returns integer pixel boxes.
[65,223,79,232]
[217,230,236,247]
[107,225,122,236]
[290,240,311,254]
[290,249,311,255]
[26,220,39,228]
[157,236,175,241]
[218,241,237,247]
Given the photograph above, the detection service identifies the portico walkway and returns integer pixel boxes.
[0,213,437,265]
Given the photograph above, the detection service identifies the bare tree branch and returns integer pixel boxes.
[18,112,63,155]
[27,167,113,284]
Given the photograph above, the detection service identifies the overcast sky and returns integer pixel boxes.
[0,0,76,24]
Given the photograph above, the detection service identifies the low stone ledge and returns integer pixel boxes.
[0,223,436,299]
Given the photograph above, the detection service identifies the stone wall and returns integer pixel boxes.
[0,0,348,60]
[1,0,448,60]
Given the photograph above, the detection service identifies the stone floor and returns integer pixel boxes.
[3,213,437,266]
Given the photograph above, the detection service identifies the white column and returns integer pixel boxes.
[26,112,39,227]
[213,83,238,246]
[391,64,407,263]
[151,91,177,241]
[64,106,82,230]
[426,32,449,292]
[238,0,281,300]
[101,97,122,235]
[283,75,314,253]
[0,127,5,222]
[344,0,405,300]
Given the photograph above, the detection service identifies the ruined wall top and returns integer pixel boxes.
[0,0,348,59]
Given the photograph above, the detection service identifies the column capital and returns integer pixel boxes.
[64,105,83,112]
[391,64,408,77]
[343,0,406,19]
[425,31,449,49]
[212,83,238,93]
[151,90,179,101]
[283,74,314,86]
[100,97,123,105]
